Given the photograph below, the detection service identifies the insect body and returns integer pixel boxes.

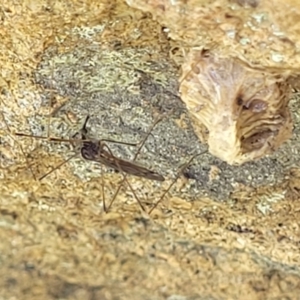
[80,140,164,182]
[73,115,165,182]
[13,114,165,212]
[14,115,164,182]
[5,111,206,213]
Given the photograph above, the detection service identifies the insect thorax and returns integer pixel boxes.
[80,141,100,161]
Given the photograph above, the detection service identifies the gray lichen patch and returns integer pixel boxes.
[21,36,300,203]
[2,0,300,207]
[3,1,300,299]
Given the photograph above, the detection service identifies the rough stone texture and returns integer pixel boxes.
[126,0,300,164]
[1,0,300,299]
[180,50,293,164]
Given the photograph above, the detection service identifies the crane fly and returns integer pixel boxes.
[4,111,207,214]
[77,116,164,182]
[14,116,164,181]
[14,114,165,212]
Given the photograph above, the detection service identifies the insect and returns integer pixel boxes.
[77,116,164,182]
[13,114,166,212]
[14,115,164,180]
[10,110,207,214]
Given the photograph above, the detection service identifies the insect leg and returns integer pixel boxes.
[107,115,165,212]
[148,150,208,214]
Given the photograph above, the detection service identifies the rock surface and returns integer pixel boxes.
[126,0,300,164]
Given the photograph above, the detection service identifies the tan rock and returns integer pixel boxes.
[126,0,300,164]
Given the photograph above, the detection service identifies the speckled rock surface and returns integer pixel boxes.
[126,0,300,164]
[1,0,300,299]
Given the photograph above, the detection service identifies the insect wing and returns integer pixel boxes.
[98,151,164,182]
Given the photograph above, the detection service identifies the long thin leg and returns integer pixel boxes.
[38,153,79,180]
[100,143,146,212]
[0,112,37,180]
[106,115,165,212]
[148,150,208,214]
[14,114,138,182]
[122,176,146,212]
[101,162,106,212]
[15,133,138,148]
